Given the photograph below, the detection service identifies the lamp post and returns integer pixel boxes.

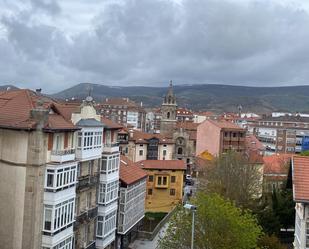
[184,203,197,249]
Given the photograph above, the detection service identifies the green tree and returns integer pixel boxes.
[300,150,309,156]
[257,234,287,249]
[158,193,262,249]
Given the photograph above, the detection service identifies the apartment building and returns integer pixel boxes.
[96,98,146,131]
[117,156,147,249]
[136,160,186,213]
[67,98,104,249]
[0,89,79,249]
[176,108,194,122]
[249,115,309,154]
[263,154,291,194]
[292,156,309,249]
[196,119,246,156]
[96,117,122,249]
[117,129,174,162]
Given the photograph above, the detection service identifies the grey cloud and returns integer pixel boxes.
[1,0,309,92]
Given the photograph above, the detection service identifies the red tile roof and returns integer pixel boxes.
[137,160,186,170]
[101,117,123,129]
[126,129,174,144]
[176,121,199,131]
[0,89,77,131]
[263,154,292,175]
[207,119,245,130]
[120,156,147,185]
[293,156,309,202]
[245,135,265,152]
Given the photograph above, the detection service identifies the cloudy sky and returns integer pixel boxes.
[1,0,309,93]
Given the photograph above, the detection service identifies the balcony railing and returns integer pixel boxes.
[103,143,119,153]
[50,148,75,163]
[51,148,75,156]
[77,175,98,191]
[76,206,98,225]
[85,241,96,249]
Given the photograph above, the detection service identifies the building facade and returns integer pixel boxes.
[96,117,122,249]
[248,115,309,155]
[117,129,174,162]
[117,156,147,249]
[136,160,186,213]
[70,99,104,249]
[196,119,246,156]
[96,98,146,131]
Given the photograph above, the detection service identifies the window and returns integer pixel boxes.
[139,150,143,156]
[86,192,92,209]
[78,131,102,150]
[233,133,236,137]
[43,198,75,234]
[52,236,73,249]
[171,176,176,183]
[99,180,119,204]
[156,176,168,188]
[177,147,183,155]
[163,150,167,156]
[44,206,52,230]
[148,175,154,182]
[96,211,117,238]
[97,216,104,237]
[101,154,120,174]
[88,160,94,176]
[46,169,54,187]
[148,189,153,195]
[167,112,170,119]
[77,162,81,177]
[45,165,76,191]
[170,189,176,196]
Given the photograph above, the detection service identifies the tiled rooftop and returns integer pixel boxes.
[120,155,147,185]
[137,160,186,170]
[293,156,309,202]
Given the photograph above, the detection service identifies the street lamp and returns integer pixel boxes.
[184,203,197,249]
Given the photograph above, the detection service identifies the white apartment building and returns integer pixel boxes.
[43,138,77,249]
[117,156,147,249]
[96,118,122,249]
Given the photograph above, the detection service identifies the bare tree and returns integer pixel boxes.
[199,151,263,208]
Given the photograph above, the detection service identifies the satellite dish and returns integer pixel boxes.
[86,96,93,102]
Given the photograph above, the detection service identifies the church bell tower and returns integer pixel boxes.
[160,80,177,134]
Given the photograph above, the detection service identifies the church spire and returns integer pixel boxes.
[164,80,176,105]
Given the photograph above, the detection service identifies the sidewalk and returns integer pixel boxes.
[129,222,168,249]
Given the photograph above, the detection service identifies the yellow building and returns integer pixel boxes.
[136,160,186,213]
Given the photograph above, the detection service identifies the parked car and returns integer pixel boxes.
[185,178,194,186]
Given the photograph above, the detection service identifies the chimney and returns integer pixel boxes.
[30,100,49,130]
[129,129,134,138]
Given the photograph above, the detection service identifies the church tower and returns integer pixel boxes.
[160,80,177,134]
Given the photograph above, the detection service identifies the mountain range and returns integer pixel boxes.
[51,83,309,114]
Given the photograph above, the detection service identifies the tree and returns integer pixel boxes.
[200,151,263,208]
[300,150,309,156]
[257,234,287,249]
[158,193,262,249]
